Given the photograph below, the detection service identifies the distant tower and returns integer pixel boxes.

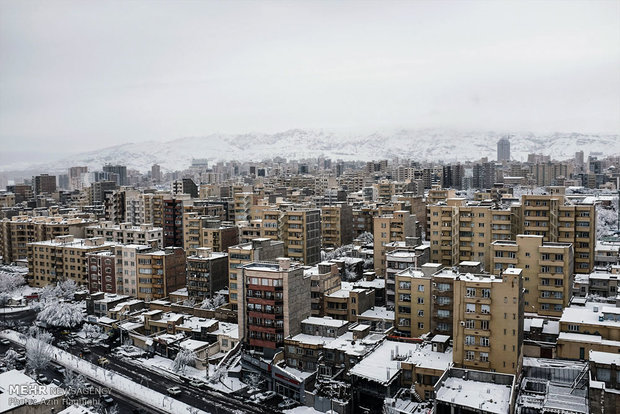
[497,136,510,161]
[151,164,161,183]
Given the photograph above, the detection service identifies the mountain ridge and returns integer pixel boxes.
[2,129,618,173]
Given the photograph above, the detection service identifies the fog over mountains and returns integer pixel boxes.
[3,129,618,173]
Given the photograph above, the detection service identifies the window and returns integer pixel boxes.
[466,304,476,313]
[480,320,489,330]
[481,289,491,298]
[465,351,475,360]
[417,297,424,304]
[481,305,490,314]
[568,324,580,332]
[466,288,476,297]
[465,335,475,345]
[480,337,489,347]
[417,310,424,317]
[480,352,489,362]
[417,322,424,329]
[465,320,475,329]
[418,284,425,292]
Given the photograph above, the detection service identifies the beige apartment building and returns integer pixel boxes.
[28,236,115,288]
[321,203,353,249]
[452,268,524,375]
[227,238,284,310]
[85,221,163,246]
[324,287,375,323]
[373,211,417,276]
[135,247,186,301]
[115,244,154,297]
[394,267,432,338]
[491,235,574,317]
[238,258,311,358]
[233,192,257,223]
[515,191,595,273]
[182,212,238,256]
[428,199,512,271]
[1,215,95,264]
[281,208,321,265]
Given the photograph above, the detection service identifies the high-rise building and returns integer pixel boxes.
[497,136,511,161]
[491,235,573,317]
[85,221,163,247]
[172,178,198,198]
[228,238,284,311]
[451,268,523,375]
[135,247,186,301]
[238,258,311,358]
[186,248,229,303]
[182,212,238,256]
[321,203,353,249]
[151,164,161,183]
[102,164,128,186]
[281,209,321,265]
[86,251,116,293]
[68,166,88,190]
[33,174,57,195]
[373,211,417,276]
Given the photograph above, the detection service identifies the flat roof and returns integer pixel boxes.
[436,377,511,414]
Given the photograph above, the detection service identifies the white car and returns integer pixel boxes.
[166,386,182,396]
[278,398,297,409]
[255,391,277,403]
[189,379,204,388]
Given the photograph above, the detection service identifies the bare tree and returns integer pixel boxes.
[25,329,53,374]
[172,348,197,374]
[200,293,226,310]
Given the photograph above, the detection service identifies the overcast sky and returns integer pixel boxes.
[0,0,618,162]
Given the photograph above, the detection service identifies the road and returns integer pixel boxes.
[51,333,282,414]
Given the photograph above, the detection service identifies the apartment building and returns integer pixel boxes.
[27,236,115,288]
[238,259,311,358]
[351,207,376,238]
[324,287,375,323]
[182,212,238,256]
[143,193,192,247]
[33,174,57,195]
[373,211,417,276]
[515,191,595,273]
[557,301,620,360]
[321,203,353,249]
[135,247,186,301]
[86,221,163,247]
[0,215,95,264]
[281,209,321,265]
[233,192,257,223]
[228,238,285,311]
[428,199,512,271]
[308,262,341,316]
[385,245,430,308]
[86,250,116,293]
[394,267,432,337]
[186,248,229,303]
[451,268,523,375]
[491,235,574,317]
[114,244,154,297]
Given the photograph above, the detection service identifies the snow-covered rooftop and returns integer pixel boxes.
[0,369,65,412]
[589,350,620,365]
[302,316,348,328]
[436,377,511,414]
[359,306,394,320]
[287,333,337,346]
[179,338,210,351]
[350,341,452,385]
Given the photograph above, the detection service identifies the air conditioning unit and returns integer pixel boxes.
[432,282,437,287]
[460,321,466,326]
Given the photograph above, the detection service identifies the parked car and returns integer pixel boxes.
[0,339,10,346]
[166,386,182,396]
[37,374,50,384]
[102,394,114,404]
[255,391,277,403]
[97,357,109,367]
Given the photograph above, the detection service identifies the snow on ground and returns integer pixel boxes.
[0,329,211,414]
[283,407,324,414]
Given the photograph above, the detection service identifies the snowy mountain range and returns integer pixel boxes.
[3,129,618,173]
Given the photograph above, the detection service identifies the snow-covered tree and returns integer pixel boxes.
[182,298,196,307]
[2,349,19,370]
[63,369,87,392]
[172,348,196,374]
[81,323,104,341]
[26,329,53,373]
[597,205,618,239]
[245,372,264,390]
[356,232,374,244]
[37,279,78,305]
[200,293,225,310]
[37,300,84,328]
[0,271,26,294]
